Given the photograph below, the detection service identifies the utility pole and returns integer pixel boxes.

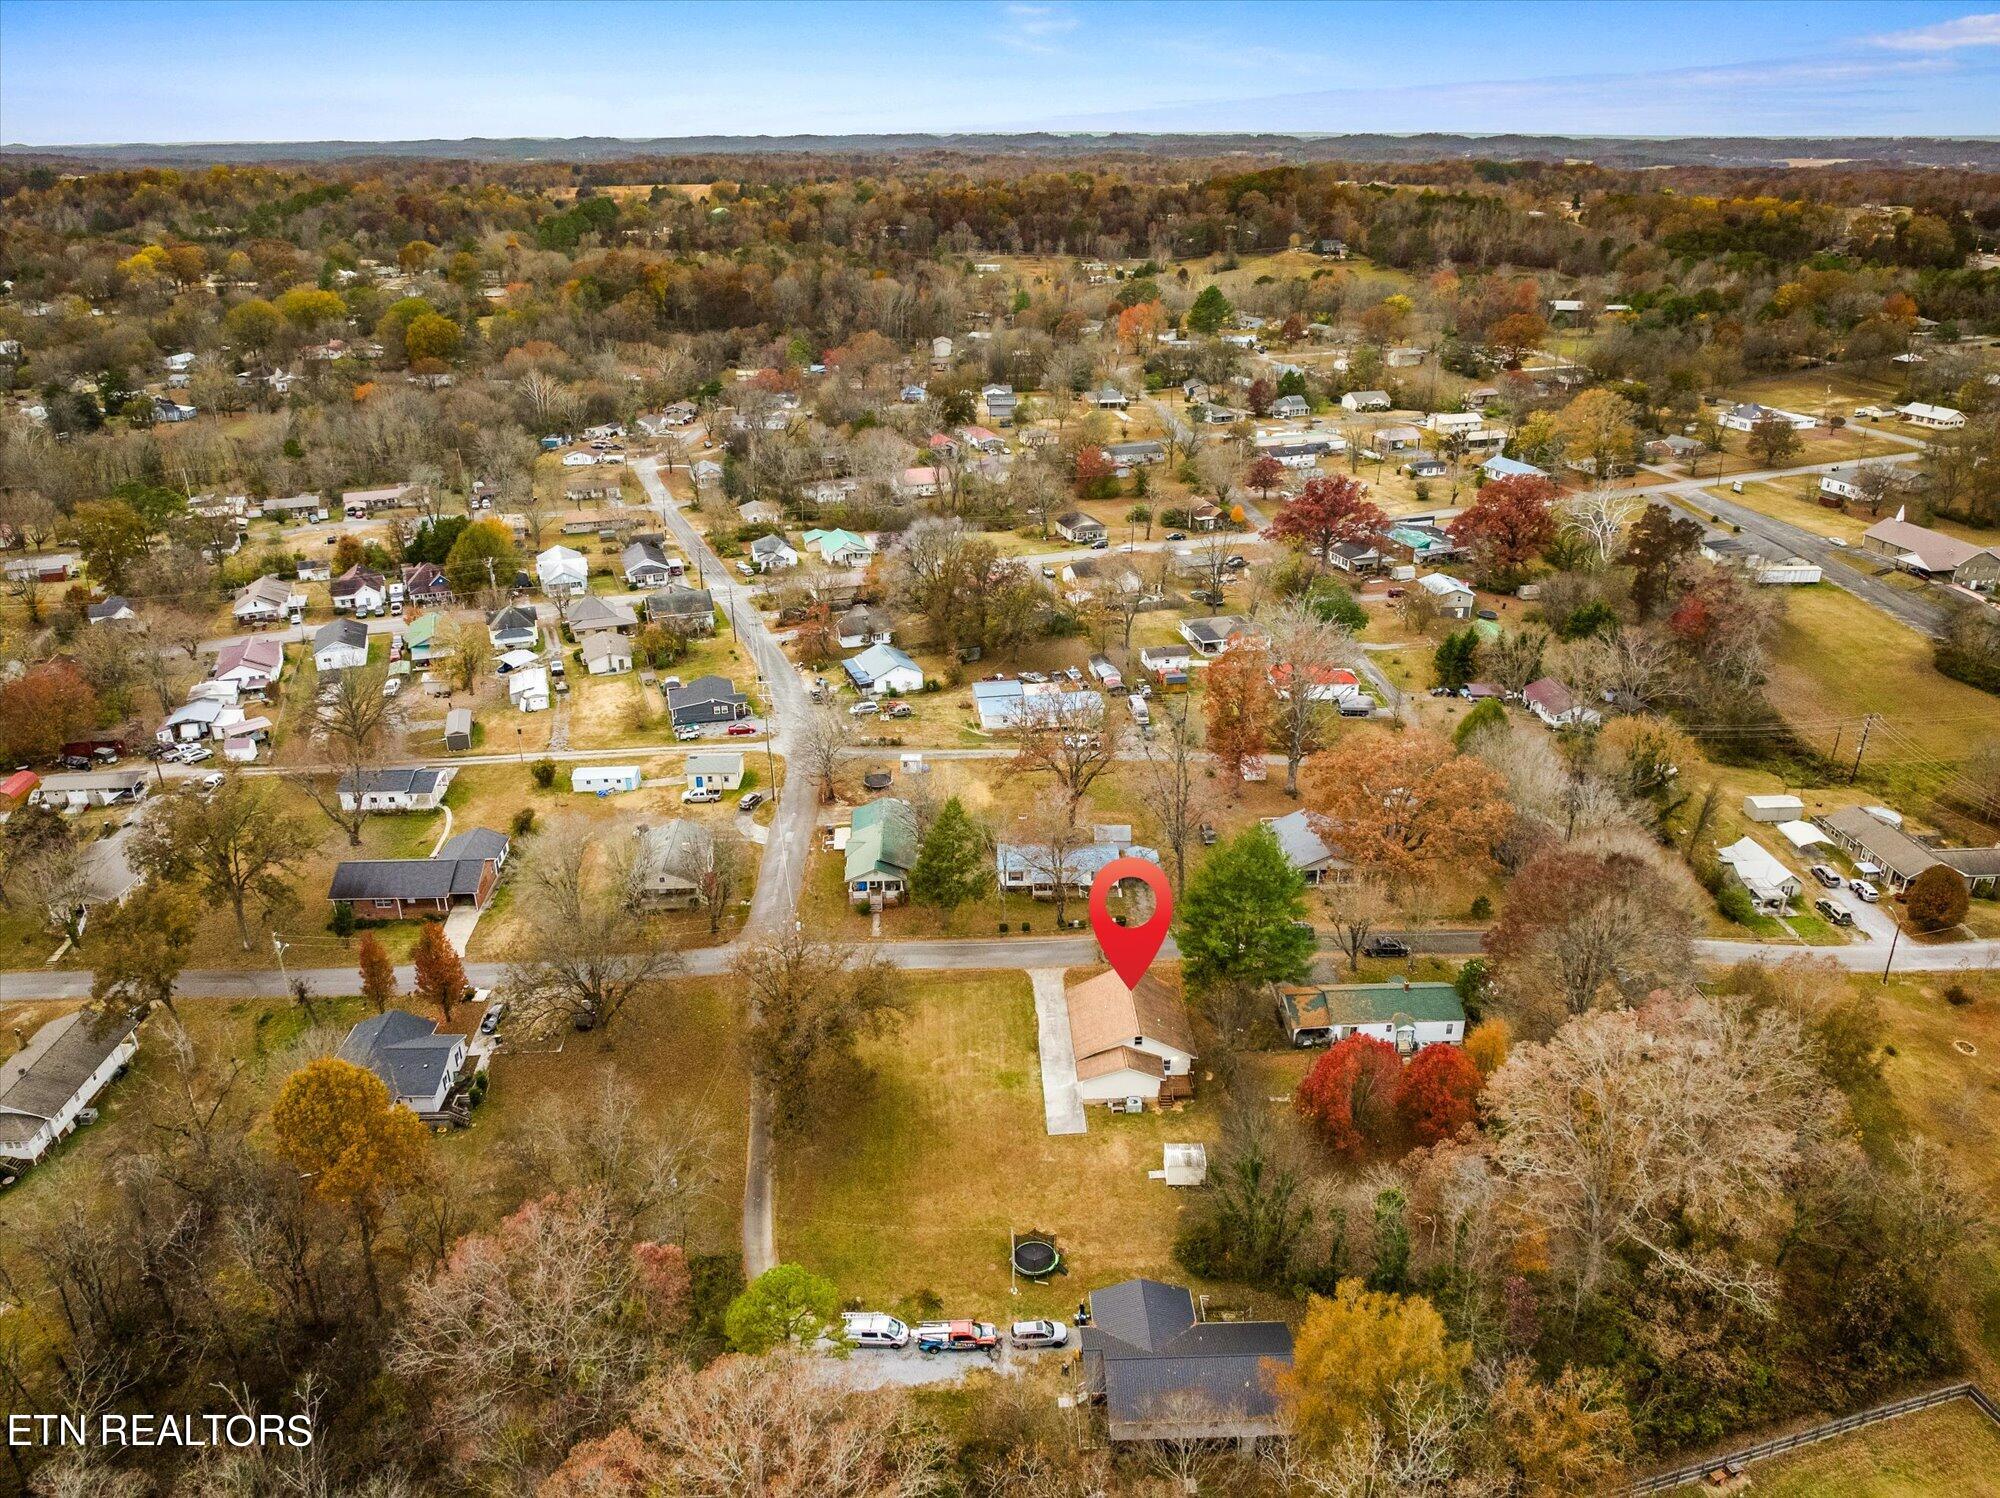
[1880,905,1903,986]
[271,933,291,991]
[1849,714,1876,783]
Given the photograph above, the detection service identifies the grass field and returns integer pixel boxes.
[1698,478,1881,544]
[776,969,1234,1321]
[1841,966,2000,1372]
[1681,1397,2000,1496]
[1761,584,1998,785]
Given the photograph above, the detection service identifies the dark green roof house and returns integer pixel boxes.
[845,798,918,906]
[1275,980,1465,1052]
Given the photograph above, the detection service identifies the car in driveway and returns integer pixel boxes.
[914,1320,998,1354]
[885,702,913,718]
[738,791,765,811]
[1809,864,1843,889]
[842,1312,911,1350]
[725,722,758,735]
[194,771,225,795]
[1009,1319,1069,1349]
[479,1001,507,1036]
[681,786,722,804]
[1364,935,1411,958]
[848,700,880,716]
[1849,878,1880,903]
[1813,897,1854,927]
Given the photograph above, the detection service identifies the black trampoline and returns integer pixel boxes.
[1011,1231,1063,1279]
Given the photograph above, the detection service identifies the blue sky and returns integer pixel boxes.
[2,1,1998,144]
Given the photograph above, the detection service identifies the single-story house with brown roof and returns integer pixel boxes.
[1066,970,1197,1109]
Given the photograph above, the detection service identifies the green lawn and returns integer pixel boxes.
[1762,584,2000,793]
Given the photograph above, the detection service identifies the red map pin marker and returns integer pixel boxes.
[1089,857,1173,989]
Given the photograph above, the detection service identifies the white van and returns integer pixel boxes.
[1129,697,1150,727]
[841,1312,910,1349]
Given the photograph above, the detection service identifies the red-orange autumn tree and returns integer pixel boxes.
[1246,455,1285,505]
[1263,474,1387,576]
[1203,642,1275,787]
[1449,475,1558,586]
[1295,1033,1404,1159]
[1303,728,1507,897]
[1116,299,1165,349]
[412,921,469,1024]
[1396,1043,1483,1145]
[0,662,98,764]
[357,931,397,1013]
[1074,445,1118,499]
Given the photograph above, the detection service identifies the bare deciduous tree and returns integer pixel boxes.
[1266,598,1357,796]
[1484,992,1836,1317]
[1010,692,1112,824]
[733,930,904,1134]
[794,704,854,804]
[1559,488,1644,565]
[291,663,396,846]
[1134,695,1207,892]
[542,1352,945,1497]
[502,820,686,1037]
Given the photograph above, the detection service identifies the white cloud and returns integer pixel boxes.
[998,2,1080,55]
[1004,3,1078,35]
[1868,12,2000,52]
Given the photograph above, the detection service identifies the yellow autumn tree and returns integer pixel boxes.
[1552,388,1639,478]
[1278,1280,1469,1448]
[270,1057,428,1311]
[1464,1016,1512,1077]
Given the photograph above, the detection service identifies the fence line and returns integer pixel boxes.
[1625,1382,2000,1495]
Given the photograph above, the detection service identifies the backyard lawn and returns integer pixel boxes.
[1674,1397,2000,1496]
[1843,966,2000,1374]
[776,969,1240,1321]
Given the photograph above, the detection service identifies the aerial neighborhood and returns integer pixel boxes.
[3,16,2000,1490]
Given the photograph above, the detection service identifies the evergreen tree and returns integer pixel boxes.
[908,797,988,927]
[1187,284,1234,335]
[1433,628,1480,689]
[1173,823,1313,993]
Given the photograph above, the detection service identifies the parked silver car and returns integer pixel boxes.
[1009,1319,1069,1349]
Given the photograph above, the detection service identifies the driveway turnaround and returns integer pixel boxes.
[1029,967,1086,1136]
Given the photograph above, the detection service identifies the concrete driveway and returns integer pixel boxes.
[1028,968,1086,1136]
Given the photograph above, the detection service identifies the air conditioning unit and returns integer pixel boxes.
[1123,1096,1145,1114]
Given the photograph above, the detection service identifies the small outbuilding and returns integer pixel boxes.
[1742,793,1805,823]
[572,765,642,796]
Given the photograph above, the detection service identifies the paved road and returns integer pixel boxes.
[1647,459,1951,637]
[636,455,809,1280]
[10,925,1995,1005]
